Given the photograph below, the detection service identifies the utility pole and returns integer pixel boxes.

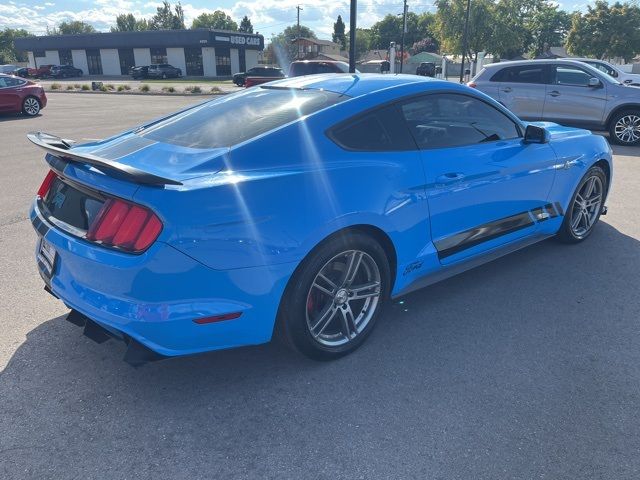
[296,5,303,60]
[459,0,471,83]
[349,0,357,72]
[400,0,407,73]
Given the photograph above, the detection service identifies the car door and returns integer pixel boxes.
[543,64,607,127]
[0,76,23,111]
[494,64,548,120]
[398,92,558,264]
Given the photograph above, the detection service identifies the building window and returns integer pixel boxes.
[216,47,231,76]
[118,48,135,75]
[184,47,203,76]
[150,47,167,64]
[86,49,103,75]
[59,49,73,66]
[33,50,45,58]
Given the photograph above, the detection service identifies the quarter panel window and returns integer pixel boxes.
[400,94,521,149]
[491,65,545,84]
[329,105,416,152]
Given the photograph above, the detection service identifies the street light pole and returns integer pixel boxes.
[349,0,357,72]
[459,0,471,83]
[400,0,407,73]
[297,5,303,60]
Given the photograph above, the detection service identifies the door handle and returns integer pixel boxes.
[501,87,512,93]
[549,90,560,97]
[436,173,466,184]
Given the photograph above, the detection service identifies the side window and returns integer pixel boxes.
[554,65,593,86]
[491,66,545,84]
[329,105,416,152]
[588,62,615,77]
[400,93,521,149]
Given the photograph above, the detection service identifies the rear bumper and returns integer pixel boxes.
[30,200,295,357]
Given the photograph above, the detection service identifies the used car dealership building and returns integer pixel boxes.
[15,29,264,78]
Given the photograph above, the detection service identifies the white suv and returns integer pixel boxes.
[573,58,640,86]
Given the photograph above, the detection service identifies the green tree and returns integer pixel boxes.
[49,21,96,35]
[332,15,347,50]
[567,1,640,61]
[111,13,150,32]
[267,25,316,65]
[239,15,253,33]
[150,1,185,30]
[191,11,238,31]
[369,13,425,50]
[348,28,372,60]
[0,28,32,63]
[527,4,571,56]
[434,0,494,60]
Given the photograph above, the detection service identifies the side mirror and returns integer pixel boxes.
[612,71,619,78]
[588,77,602,88]
[523,124,549,144]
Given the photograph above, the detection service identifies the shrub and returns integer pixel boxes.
[161,86,176,93]
[123,85,131,90]
[105,84,115,90]
[210,86,222,93]
[74,84,81,88]
[186,85,202,94]
[50,83,61,90]
[99,85,108,92]
[139,84,150,92]
[66,85,74,90]
[81,84,90,91]
[117,85,125,92]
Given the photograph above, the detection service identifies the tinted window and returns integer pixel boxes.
[330,105,416,152]
[139,87,346,149]
[554,66,593,86]
[491,65,545,84]
[0,76,25,88]
[400,94,520,149]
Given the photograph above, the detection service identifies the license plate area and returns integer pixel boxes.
[37,237,57,278]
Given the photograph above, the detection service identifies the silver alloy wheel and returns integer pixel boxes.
[614,114,640,144]
[306,250,382,347]
[570,175,603,238]
[23,97,40,116]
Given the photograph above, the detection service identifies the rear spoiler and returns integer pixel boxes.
[27,131,182,186]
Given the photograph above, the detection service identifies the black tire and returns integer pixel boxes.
[277,231,390,360]
[557,165,607,243]
[22,96,41,116]
[608,110,640,146]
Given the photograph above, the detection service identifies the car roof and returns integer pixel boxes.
[481,59,603,69]
[265,73,443,97]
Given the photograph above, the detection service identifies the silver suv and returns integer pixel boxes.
[471,59,640,145]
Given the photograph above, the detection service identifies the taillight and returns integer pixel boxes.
[467,82,477,88]
[37,170,57,198]
[87,198,162,253]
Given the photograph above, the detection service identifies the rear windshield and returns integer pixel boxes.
[137,87,346,149]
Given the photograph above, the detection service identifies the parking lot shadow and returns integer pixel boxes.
[0,113,41,122]
[2,221,639,479]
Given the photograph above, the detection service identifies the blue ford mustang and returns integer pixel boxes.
[29,74,612,365]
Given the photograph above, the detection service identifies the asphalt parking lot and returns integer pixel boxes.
[1,93,639,479]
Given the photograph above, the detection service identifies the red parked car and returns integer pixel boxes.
[27,64,54,78]
[0,74,47,116]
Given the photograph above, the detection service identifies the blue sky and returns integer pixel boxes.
[1,0,589,41]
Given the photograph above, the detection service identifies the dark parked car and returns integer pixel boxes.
[146,64,182,79]
[49,65,83,78]
[12,67,30,78]
[416,62,436,77]
[288,60,353,77]
[0,74,47,116]
[233,66,284,86]
[130,66,149,79]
